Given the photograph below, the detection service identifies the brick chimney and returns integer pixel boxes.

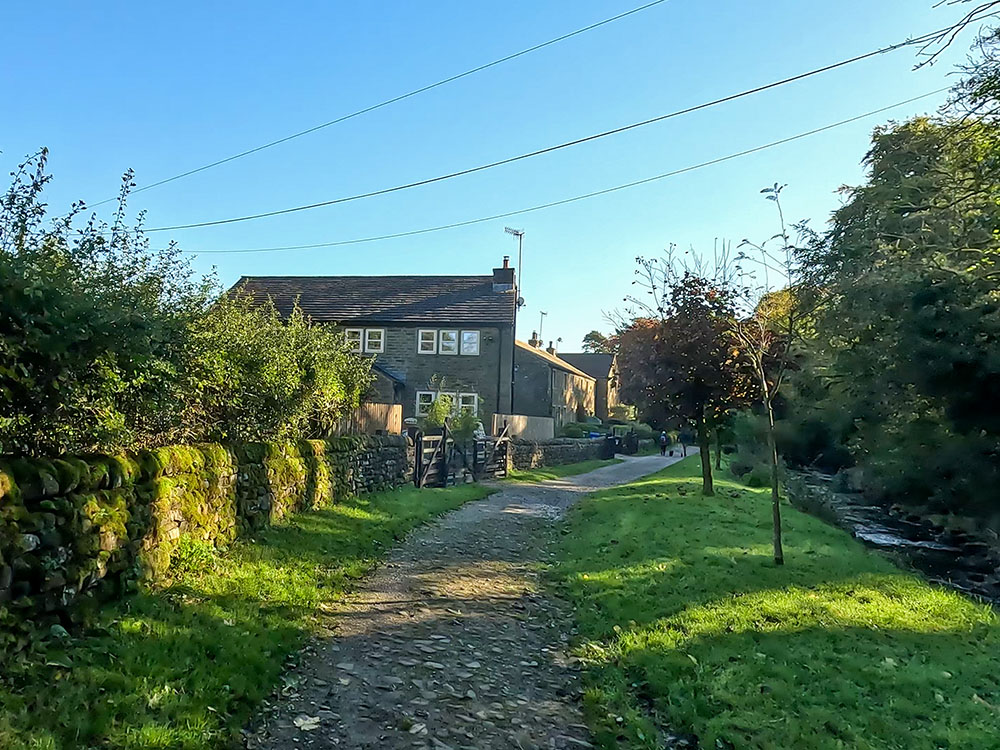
[546,341,557,355]
[528,330,541,348]
[492,256,515,292]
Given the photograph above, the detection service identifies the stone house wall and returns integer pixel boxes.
[353,323,513,427]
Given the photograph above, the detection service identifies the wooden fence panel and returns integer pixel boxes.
[332,403,402,436]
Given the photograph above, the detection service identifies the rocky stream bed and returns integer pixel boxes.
[788,470,1000,605]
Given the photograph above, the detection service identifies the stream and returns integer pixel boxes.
[788,470,1000,605]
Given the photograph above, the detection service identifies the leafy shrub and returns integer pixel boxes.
[188,295,371,443]
[745,465,772,488]
[729,458,753,478]
[562,424,586,438]
[170,536,218,576]
[0,152,372,456]
[419,394,453,432]
[450,405,481,442]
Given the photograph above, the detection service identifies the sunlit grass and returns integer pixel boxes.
[508,457,623,483]
[0,484,490,750]
[551,457,1000,750]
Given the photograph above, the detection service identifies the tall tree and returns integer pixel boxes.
[618,266,755,495]
[581,330,614,353]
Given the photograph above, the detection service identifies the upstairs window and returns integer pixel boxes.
[417,329,437,354]
[439,330,459,355]
[460,330,480,356]
[364,328,385,353]
[344,328,363,353]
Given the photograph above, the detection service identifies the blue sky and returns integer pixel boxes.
[1,0,980,348]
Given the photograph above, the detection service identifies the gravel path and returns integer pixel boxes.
[245,453,685,750]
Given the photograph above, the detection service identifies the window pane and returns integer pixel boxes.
[418,329,437,353]
[417,392,434,416]
[459,393,478,415]
[365,329,384,352]
[461,331,480,355]
[439,330,458,354]
[345,329,362,352]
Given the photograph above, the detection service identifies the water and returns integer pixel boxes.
[789,470,1000,604]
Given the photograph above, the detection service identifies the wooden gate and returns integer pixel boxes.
[413,423,510,488]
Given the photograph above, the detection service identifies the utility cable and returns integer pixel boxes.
[143,26,954,233]
[178,88,946,255]
[85,0,674,207]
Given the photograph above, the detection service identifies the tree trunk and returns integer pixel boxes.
[696,410,714,496]
[764,396,784,566]
[714,431,722,471]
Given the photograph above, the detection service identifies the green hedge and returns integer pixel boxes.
[0,436,409,636]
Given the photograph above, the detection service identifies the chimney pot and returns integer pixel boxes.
[502,256,510,268]
[546,340,557,355]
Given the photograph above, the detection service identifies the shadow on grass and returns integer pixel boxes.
[552,457,1000,750]
[0,483,489,750]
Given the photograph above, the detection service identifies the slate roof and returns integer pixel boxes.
[515,341,596,380]
[232,275,516,326]
[558,353,615,379]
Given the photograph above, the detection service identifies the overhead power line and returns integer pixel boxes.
[179,88,946,255]
[87,0,674,207]
[144,25,954,233]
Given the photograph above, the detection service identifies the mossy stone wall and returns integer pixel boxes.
[0,436,410,626]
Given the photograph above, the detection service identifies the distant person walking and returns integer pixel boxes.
[659,431,669,456]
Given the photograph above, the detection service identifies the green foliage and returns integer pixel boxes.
[0,152,371,456]
[0,151,213,455]
[169,536,218,576]
[0,482,491,750]
[419,393,453,431]
[581,330,614,354]
[449,405,481,442]
[561,423,588,438]
[552,457,1000,749]
[188,294,372,443]
[794,115,1000,510]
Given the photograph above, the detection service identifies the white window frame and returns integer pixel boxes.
[364,328,385,353]
[458,393,478,415]
[460,330,480,356]
[416,391,436,417]
[417,329,437,355]
[344,328,363,353]
[439,329,459,355]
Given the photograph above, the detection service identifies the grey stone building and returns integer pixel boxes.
[513,339,596,429]
[558,352,620,421]
[233,261,517,428]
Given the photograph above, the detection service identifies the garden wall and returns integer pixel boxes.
[510,437,608,470]
[0,436,409,625]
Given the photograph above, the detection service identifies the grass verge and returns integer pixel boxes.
[0,483,490,750]
[551,456,1000,750]
[508,458,623,483]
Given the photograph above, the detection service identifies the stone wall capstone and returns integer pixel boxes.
[510,437,608,471]
[0,435,410,626]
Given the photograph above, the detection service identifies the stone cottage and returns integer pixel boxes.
[558,352,620,421]
[232,260,518,428]
[513,338,596,429]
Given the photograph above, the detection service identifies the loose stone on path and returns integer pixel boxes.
[244,454,681,750]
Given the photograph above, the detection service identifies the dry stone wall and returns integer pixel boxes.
[510,437,608,470]
[0,436,410,627]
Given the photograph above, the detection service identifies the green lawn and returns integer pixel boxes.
[0,483,491,750]
[508,458,623,483]
[551,457,1000,750]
